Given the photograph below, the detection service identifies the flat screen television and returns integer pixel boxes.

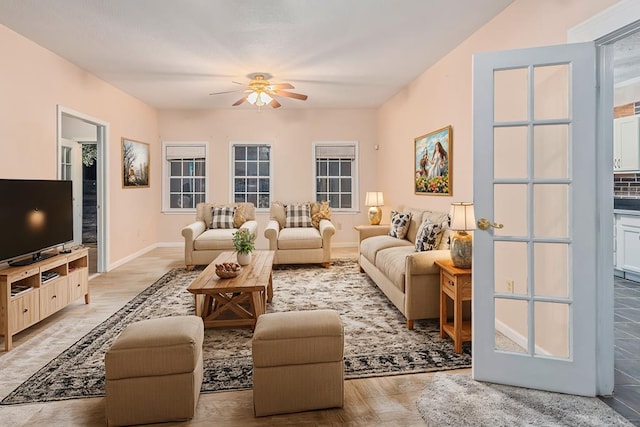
[0,179,74,266]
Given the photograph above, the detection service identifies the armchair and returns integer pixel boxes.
[264,202,335,268]
[182,202,258,270]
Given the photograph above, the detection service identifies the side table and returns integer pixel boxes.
[435,259,472,353]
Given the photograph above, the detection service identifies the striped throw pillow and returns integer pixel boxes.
[211,207,236,229]
[285,203,313,228]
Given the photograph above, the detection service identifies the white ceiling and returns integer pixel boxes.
[0,0,514,110]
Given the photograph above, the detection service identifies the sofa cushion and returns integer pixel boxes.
[375,247,415,292]
[233,204,247,228]
[271,201,286,229]
[389,211,412,239]
[211,206,236,229]
[285,203,313,228]
[415,220,446,252]
[360,235,413,265]
[194,228,237,250]
[311,201,332,229]
[277,227,323,250]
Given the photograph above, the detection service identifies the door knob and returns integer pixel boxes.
[477,218,504,230]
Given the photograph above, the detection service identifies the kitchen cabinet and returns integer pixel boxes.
[614,115,640,171]
[616,214,640,281]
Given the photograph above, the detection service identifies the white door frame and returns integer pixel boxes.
[56,105,109,273]
[568,0,640,396]
[59,137,84,247]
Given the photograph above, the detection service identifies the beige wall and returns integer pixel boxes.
[0,24,159,267]
[377,0,618,355]
[157,108,378,249]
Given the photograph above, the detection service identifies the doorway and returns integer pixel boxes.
[57,106,108,274]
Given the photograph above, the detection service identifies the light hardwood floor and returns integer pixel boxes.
[0,247,463,426]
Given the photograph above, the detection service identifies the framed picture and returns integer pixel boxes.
[121,138,150,188]
[414,125,452,196]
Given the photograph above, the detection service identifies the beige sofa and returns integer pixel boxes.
[181,202,258,270]
[356,207,452,329]
[264,202,335,267]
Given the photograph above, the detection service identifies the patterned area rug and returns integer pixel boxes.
[2,259,471,405]
[416,373,632,427]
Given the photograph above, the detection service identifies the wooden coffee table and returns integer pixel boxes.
[187,250,274,329]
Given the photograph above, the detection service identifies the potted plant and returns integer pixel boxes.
[233,228,256,265]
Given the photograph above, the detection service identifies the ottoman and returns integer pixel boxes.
[252,309,344,417]
[105,315,204,426]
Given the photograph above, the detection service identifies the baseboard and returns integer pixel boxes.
[108,243,158,271]
[156,241,184,248]
[494,318,550,356]
[332,242,358,249]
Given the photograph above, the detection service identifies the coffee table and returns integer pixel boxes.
[187,250,274,329]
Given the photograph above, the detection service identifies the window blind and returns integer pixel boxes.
[166,145,206,160]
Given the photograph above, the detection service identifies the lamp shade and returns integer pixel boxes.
[450,202,476,231]
[365,191,384,207]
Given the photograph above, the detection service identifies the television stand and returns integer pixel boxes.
[1,248,89,351]
[9,251,56,267]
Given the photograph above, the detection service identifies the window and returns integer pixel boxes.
[61,146,72,180]
[314,141,358,211]
[162,142,208,212]
[232,143,271,209]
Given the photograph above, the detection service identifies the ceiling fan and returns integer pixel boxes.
[209,74,308,108]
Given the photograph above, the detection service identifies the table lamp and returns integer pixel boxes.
[365,192,384,225]
[449,202,475,269]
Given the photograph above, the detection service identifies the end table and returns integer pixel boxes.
[435,259,472,353]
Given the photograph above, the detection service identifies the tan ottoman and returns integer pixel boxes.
[105,315,204,426]
[252,309,344,417]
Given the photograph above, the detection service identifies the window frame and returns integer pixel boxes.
[312,140,359,213]
[229,141,273,212]
[161,141,209,214]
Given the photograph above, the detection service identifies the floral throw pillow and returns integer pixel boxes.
[311,201,332,228]
[211,206,236,229]
[415,220,446,252]
[389,211,412,239]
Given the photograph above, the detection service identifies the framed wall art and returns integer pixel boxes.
[414,125,452,196]
[121,138,150,188]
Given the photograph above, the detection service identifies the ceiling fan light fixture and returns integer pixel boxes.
[247,91,259,104]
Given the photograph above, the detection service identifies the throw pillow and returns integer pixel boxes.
[437,214,454,250]
[415,220,447,252]
[312,200,332,228]
[211,206,236,229]
[285,203,313,228]
[389,211,412,239]
[233,204,247,228]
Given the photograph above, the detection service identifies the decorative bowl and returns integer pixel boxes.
[214,263,242,279]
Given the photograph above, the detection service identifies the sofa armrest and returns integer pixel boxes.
[319,219,336,243]
[181,220,206,268]
[406,250,451,276]
[239,220,258,237]
[355,224,390,243]
[181,220,206,245]
[264,220,280,250]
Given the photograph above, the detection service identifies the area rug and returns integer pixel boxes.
[416,373,632,426]
[2,259,471,405]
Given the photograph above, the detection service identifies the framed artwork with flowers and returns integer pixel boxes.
[414,125,452,196]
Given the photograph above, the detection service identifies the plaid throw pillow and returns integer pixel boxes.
[211,207,236,229]
[285,203,313,228]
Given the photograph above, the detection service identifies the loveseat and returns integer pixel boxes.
[264,201,335,267]
[181,202,258,270]
[356,207,452,329]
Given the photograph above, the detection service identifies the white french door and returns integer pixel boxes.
[472,42,598,395]
[60,137,83,248]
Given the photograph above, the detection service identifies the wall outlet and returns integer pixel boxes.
[506,279,514,293]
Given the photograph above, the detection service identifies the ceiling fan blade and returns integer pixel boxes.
[269,98,282,108]
[209,89,244,95]
[268,83,294,90]
[273,90,308,101]
[232,96,247,106]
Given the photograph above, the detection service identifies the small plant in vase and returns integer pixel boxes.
[232,229,256,265]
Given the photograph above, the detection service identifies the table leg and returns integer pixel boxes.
[440,276,446,339]
[267,272,273,303]
[454,282,462,354]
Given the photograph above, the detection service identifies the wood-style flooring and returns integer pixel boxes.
[2,247,638,426]
[0,247,451,426]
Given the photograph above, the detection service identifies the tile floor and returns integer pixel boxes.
[601,276,640,425]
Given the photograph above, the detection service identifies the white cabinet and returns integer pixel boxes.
[614,115,640,171]
[616,214,640,274]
